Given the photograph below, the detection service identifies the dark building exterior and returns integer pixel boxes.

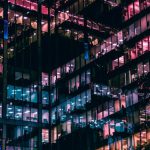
[0,0,150,150]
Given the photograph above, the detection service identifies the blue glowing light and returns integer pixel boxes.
[4,20,8,40]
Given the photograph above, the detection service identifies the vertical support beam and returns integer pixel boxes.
[37,0,42,149]
[48,0,52,149]
[48,0,51,38]
[2,0,8,149]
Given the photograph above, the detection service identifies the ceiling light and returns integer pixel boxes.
[24,16,28,19]
[15,14,19,17]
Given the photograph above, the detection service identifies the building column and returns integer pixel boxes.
[2,0,8,149]
[37,0,42,149]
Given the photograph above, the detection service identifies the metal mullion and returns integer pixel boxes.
[48,71,52,149]
[2,0,8,149]
[28,9,33,150]
[37,0,42,149]
[48,0,52,148]
[29,0,32,106]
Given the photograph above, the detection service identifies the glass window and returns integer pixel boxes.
[51,70,57,85]
[15,106,22,120]
[130,48,138,60]
[81,92,86,107]
[101,85,109,96]
[141,16,147,32]
[51,127,57,143]
[31,108,38,122]
[15,86,22,100]
[119,56,124,67]
[110,143,115,150]
[109,120,115,136]
[120,94,126,108]
[70,59,75,72]
[42,129,49,143]
[70,78,75,92]
[123,7,128,21]
[66,62,70,73]
[130,66,138,81]
[57,68,61,79]
[42,72,49,86]
[103,123,109,139]
[109,100,115,115]
[123,28,129,41]
[101,43,106,55]
[134,0,140,15]
[112,58,118,70]
[66,101,71,113]
[135,20,141,35]
[70,97,75,111]
[120,73,126,87]
[138,63,143,77]
[106,37,111,52]
[57,106,62,119]
[62,102,67,116]
[42,110,49,123]
[117,31,123,44]
[81,53,85,67]
[23,87,30,101]
[62,122,67,136]
[50,88,57,104]
[23,107,30,121]
[7,85,15,99]
[143,37,149,53]
[143,61,149,74]
[66,120,71,134]
[128,3,134,19]
[126,91,132,107]
[115,99,120,112]
[76,75,80,89]
[134,132,140,148]
[51,108,56,124]
[112,35,118,49]
[42,91,49,104]
[116,140,121,150]
[87,89,91,103]
[136,41,143,56]
[31,88,37,103]
[125,71,131,85]
[76,95,82,109]
[86,70,91,84]
[7,104,14,119]
[141,130,147,145]
[79,114,86,127]
[129,24,135,38]
[140,0,148,10]
[132,89,138,104]
[81,72,86,86]
[139,108,145,124]
[87,111,92,122]
[122,139,128,150]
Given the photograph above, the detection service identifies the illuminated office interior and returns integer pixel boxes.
[0,0,150,150]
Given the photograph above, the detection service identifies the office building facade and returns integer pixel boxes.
[0,0,150,149]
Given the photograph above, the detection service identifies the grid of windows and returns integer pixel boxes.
[0,0,150,149]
